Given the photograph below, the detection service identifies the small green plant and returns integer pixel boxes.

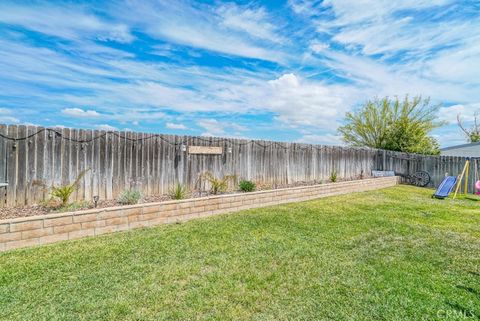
[330,170,338,183]
[117,189,142,205]
[50,170,88,206]
[169,183,189,200]
[239,180,256,192]
[201,172,236,195]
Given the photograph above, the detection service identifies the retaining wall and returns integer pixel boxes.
[0,176,399,252]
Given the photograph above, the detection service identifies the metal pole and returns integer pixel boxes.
[453,160,469,199]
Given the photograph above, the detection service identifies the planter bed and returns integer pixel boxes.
[0,176,399,252]
[0,177,366,220]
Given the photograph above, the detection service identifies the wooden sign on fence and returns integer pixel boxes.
[188,146,223,155]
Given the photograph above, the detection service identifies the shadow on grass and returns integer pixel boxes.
[463,195,480,202]
[456,285,480,297]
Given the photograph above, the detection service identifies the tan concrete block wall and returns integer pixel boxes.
[0,176,399,252]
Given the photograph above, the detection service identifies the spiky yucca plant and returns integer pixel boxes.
[169,183,189,200]
[200,172,236,195]
[50,169,89,206]
[330,170,338,183]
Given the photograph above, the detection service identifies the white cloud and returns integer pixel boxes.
[438,105,475,125]
[311,48,480,104]
[0,116,20,124]
[297,0,480,104]
[0,0,478,148]
[264,73,349,128]
[437,103,480,147]
[426,41,480,85]
[330,15,476,61]
[95,124,118,131]
[217,3,285,44]
[0,3,134,43]
[3,22,467,138]
[309,41,329,53]
[196,118,250,137]
[116,0,285,63]
[1,39,350,130]
[288,0,323,16]
[230,123,248,132]
[297,133,343,145]
[0,3,349,133]
[432,129,468,148]
[60,107,167,125]
[318,0,450,27]
[197,119,225,137]
[166,122,187,130]
[0,108,20,124]
[112,110,166,124]
[62,108,100,118]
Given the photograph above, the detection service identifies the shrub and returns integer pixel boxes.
[201,172,236,195]
[117,189,142,205]
[169,183,189,200]
[50,169,88,206]
[330,170,338,183]
[239,180,256,192]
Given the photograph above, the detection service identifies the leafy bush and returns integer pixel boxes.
[330,170,338,183]
[239,180,256,192]
[201,172,236,195]
[117,189,142,205]
[50,169,88,206]
[169,183,189,200]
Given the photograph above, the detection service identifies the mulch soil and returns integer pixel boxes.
[0,179,347,220]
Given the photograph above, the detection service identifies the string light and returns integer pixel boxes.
[0,127,373,152]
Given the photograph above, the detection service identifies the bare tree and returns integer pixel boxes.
[457,113,480,143]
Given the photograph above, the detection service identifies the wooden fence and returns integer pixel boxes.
[380,150,478,193]
[0,124,474,206]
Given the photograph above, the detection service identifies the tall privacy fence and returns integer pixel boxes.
[0,124,473,206]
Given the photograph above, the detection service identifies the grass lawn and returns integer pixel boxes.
[1,185,479,320]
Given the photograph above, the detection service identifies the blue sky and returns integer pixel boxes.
[0,0,479,147]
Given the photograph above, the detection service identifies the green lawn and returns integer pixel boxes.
[1,186,480,320]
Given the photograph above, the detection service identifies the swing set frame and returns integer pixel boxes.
[452,158,480,199]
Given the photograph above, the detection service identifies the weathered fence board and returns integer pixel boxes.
[0,124,475,206]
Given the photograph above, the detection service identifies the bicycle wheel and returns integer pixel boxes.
[412,171,430,187]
